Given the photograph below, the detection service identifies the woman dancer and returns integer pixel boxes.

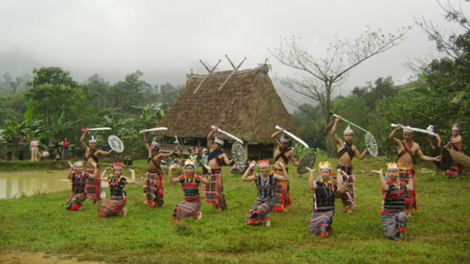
[242,160,289,227]
[169,160,212,223]
[372,162,414,242]
[306,162,348,237]
[65,161,97,211]
[98,163,135,217]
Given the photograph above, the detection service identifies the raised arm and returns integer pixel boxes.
[127,169,136,184]
[100,167,111,180]
[271,129,284,147]
[372,169,389,191]
[242,162,257,181]
[330,116,342,144]
[207,127,217,148]
[144,132,150,151]
[80,129,88,149]
[306,167,317,190]
[168,163,180,183]
[388,124,402,145]
[67,161,74,179]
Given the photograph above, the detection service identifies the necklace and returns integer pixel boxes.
[261,176,269,186]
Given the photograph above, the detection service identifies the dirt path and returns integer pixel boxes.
[0,251,108,264]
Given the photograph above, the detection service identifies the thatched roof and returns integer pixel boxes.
[157,66,300,143]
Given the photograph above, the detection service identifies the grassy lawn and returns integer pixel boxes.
[0,158,469,263]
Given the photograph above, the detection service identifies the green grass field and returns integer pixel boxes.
[0,158,469,264]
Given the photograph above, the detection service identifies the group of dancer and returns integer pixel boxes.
[64,119,461,241]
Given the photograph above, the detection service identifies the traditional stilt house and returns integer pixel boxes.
[157,59,300,160]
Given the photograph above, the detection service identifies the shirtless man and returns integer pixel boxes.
[80,129,113,203]
[204,126,234,210]
[331,116,368,213]
[143,132,179,207]
[445,124,464,179]
[389,124,441,217]
[271,128,299,212]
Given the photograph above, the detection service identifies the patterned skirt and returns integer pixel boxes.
[336,165,356,206]
[309,210,335,234]
[272,169,291,212]
[172,200,202,222]
[85,168,101,201]
[447,161,464,176]
[399,169,417,210]
[143,171,164,207]
[203,172,227,210]
[381,212,408,240]
[65,192,87,211]
[98,197,127,217]
[246,198,274,225]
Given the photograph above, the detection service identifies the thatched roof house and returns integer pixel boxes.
[157,64,299,158]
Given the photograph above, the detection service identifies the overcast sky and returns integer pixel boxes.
[1,0,468,110]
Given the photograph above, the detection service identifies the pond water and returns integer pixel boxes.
[0,170,108,199]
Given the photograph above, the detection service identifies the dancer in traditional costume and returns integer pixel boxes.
[80,129,113,203]
[306,162,348,237]
[445,124,464,179]
[65,161,97,211]
[143,132,179,207]
[204,126,234,210]
[373,162,414,242]
[98,163,135,217]
[427,125,443,176]
[169,160,212,223]
[331,116,368,213]
[242,160,289,227]
[271,128,299,212]
[389,124,441,217]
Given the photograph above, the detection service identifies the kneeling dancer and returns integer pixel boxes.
[98,163,135,217]
[169,160,212,223]
[65,161,97,211]
[307,162,348,237]
[242,160,289,227]
[373,162,414,242]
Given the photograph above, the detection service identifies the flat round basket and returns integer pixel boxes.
[297,151,316,174]
[365,132,378,158]
[231,141,247,167]
[107,135,124,154]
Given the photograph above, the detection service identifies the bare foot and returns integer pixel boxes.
[265,220,271,227]
[122,208,128,217]
[197,211,203,220]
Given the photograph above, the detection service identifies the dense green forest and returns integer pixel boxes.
[0,68,181,160]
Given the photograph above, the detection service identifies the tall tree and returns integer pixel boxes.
[25,67,80,139]
[271,26,409,142]
[415,0,470,115]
